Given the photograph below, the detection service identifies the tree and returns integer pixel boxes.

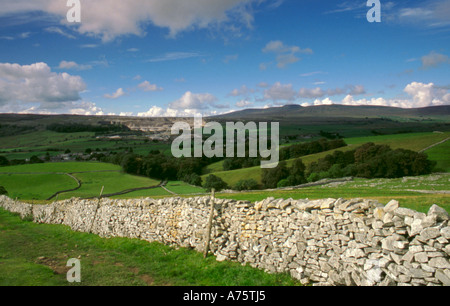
[29,155,44,164]
[184,173,202,187]
[0,156,9,167]
[286,159,307,186]
[261,161,289,189]
[0,186,7,195]
[203,174,228,192]
[120,154,140,175]
[234,179,259,191]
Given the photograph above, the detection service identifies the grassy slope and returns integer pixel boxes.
[0,162,206,201]
[202,132,450,187]
[425,140,450,172]
[0,209,298,286]
[0,174,77,200]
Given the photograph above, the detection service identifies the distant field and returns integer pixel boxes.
[0,162,121,174]
[0,162,205,201]
[0,173,77,201]
[0,129,172,161]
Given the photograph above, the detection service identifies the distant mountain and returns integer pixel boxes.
[211,104,450,121]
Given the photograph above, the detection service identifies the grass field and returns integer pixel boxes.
[202,132,450,187]
[0,209,298,286]
[0,174,77,201]
[425,140,450,172]
[0,162,207,201]
[216,173,450,214]
[0,129,172,161]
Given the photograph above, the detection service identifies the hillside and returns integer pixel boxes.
[212,104,450,120]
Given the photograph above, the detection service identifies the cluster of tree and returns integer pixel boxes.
[102,151,218,186]
[279,138,346,161]
[261,159,307,189]
[221,138,346,172]
[203,174,229,192]
[259,142,436,189]
[306,142,436,181]
[0,124,35,137]
[222,157,261,171]
[47,123,130,134]
[0,155,44,167]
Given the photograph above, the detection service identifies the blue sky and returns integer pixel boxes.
[0,0,449,116]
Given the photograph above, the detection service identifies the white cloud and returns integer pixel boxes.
[137,106,206,118]
[298,85,364,99]
[340,82,449,108]
[58,60,92,71]
[0,0,269,41]
[147,52,202,63]
[398,1,450,27]
[0,62,86,106]
[421,51,450,69]
[138,81,163,92]
[228,85,254,97]
[236,99,254,108]
[298,87,325,99]
[169,91,219,110]
[263,82,297,102]
[104,88,126,99]
[301,82,450,109]
[68,101,105,116]
[262,40,313,69]
[45,27,76,39]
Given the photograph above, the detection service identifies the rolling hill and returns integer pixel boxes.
[211,104,450,120]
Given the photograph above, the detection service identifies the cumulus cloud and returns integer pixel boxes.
[262,82,297,102]
[0,0,269,41]
[137,106,209,118]
[104,88,126,99]
[262,40,313,68]
[169,91,219,110]
[138,91,229,117]
[138,81,163,92]
[300,82,449,109]
[0,62,86,106]
[227,85,254,97]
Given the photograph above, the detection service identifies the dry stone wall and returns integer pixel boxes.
[0,195,449,286]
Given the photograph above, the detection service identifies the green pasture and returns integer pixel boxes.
[0,173,77,201]
[202,132,450,187]
[216,173,450,214]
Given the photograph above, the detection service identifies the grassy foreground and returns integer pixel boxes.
[0,209,298,286]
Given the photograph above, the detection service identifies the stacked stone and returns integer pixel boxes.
[0,194,449,286]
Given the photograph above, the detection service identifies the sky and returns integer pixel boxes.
[0,0,449,117]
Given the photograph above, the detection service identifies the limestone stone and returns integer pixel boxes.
[384,200,399,213]
[428,204,449,221]
[1,195,448,287]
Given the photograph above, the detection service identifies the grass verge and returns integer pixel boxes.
[0,209,299,286]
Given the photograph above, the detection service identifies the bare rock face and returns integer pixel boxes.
[0,194,448,286]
